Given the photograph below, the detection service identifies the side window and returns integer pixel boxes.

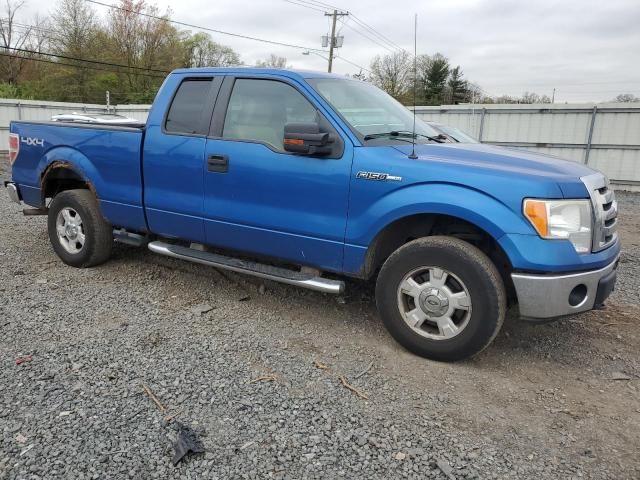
[165,78,213,135]
[222,79,317,150]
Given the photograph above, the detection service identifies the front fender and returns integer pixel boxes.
[342,182,536,276]
[347,182,533,246]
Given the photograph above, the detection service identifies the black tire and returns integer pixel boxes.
[375,236,506,362]
[47,189,113,268]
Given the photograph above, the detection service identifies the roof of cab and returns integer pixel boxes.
[169,67,345,80]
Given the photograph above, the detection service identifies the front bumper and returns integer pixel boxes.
[511,255,619,320]
[4,181,21,204]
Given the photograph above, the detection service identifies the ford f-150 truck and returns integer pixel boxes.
[5,67,620,361]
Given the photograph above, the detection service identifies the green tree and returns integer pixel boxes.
[423,53,449,105]
[446,66,467,104]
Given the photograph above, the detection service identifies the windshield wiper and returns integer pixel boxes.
[363,130,445,143]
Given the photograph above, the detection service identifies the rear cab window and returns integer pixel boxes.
[165,78,214,135]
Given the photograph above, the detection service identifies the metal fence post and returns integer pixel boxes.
[478,107,487,142]
[584,106,598,165]
[17,102,22,120]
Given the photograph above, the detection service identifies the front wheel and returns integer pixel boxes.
[47,189,113,268]
[375,236,506,362]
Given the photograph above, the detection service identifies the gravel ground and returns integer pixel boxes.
[1,160,639,480]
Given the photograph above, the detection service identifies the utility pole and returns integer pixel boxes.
[324,10,348,73]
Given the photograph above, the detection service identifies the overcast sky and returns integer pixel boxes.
[35,0,640,102]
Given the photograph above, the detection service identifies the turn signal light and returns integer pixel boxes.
[523,199,548,237]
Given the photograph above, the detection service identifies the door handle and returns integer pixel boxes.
[207,154,228,173]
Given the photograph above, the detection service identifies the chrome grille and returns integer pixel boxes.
[581,172,618,252]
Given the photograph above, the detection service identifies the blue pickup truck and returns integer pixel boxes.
[5,67,620,361]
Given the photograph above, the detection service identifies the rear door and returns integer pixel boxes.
[202,75,353,272]
[143,75,221,242]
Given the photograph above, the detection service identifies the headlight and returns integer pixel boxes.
[523,199,592,253]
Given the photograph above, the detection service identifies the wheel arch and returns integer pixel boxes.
[363,212,516,303]
[40,160,97,202]
[38,146,103,204]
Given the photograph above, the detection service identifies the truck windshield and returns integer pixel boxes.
[307,78,440,142]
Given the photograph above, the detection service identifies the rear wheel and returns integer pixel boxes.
[375,236,506,362]
[47,189,113,268]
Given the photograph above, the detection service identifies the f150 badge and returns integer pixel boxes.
[21,136,44,146]
[356,171,402,182]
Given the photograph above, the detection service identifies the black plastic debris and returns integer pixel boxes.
[172,422,205,465]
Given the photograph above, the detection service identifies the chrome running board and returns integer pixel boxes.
[148,241,344,294]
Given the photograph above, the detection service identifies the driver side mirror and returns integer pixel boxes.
[283,122,333,155]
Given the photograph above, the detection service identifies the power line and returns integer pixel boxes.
[281,1,371,73]
[2,22,169,76]
[298,0,342,10]
[3,46,169,75]
[349,14,406,52]
[334,55,370,74]
[338,18,397,54]
[0,51,166,78]
[85,0,325,53]
[285,0,404,54]
[282,0,326,13]
[296,0,406,52]
[9,7,370,78]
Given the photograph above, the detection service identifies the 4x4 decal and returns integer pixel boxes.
[21,136,44,147]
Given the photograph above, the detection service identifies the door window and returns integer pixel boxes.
[222,79,317,150]
[165,78,213,135]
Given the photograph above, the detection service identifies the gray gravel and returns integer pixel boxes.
[614,191,640,302]
[1,161,639,479]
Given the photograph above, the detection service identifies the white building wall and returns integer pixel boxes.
[0,99,151,145]
[414,103,640,189]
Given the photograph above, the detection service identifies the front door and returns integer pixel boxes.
[202,76,353,272]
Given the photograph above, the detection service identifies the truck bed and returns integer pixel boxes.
[10,120,146,231]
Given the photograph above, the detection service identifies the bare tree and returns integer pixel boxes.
[350,70,367,81]
[107,0,183,97]
[52,0,99,101]
[614,93,640,103]
[185,32,240,67]
[0,0,32,84]
[369,51,411,101]
[255,54,289,69]
[31,14,50,53]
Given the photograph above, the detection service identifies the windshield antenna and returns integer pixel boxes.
[408,13,418,160]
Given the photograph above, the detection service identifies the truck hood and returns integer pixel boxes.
[391,142,597,198]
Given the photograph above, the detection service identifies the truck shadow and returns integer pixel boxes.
[109,242,633,372]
